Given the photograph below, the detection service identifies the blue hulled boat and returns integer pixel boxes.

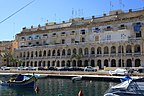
[0,74,37,88]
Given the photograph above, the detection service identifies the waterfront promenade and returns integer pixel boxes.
[0,70,142,82]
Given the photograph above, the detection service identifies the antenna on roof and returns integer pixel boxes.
[110,1,114,11]
[72,8,74,18]
[119,0,125,9]
[0,0,35,24]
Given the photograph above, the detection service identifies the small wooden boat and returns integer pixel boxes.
[0,74,37,88]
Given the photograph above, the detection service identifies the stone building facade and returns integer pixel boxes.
[15,9,144,69]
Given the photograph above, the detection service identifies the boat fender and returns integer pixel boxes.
[35,86,39,93]
[78,89,83,96]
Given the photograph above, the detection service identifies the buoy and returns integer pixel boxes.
[35,86,39,94]
[78,90,83,96]
[90,80,92,83]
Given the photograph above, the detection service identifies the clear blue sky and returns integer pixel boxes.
[0,0,144,41]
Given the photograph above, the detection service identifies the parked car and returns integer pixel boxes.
[59,67,72,71]
[48,67,58,71]
[71,67,84,71]
[137,68,144,73]
[0,66,10,70]
[38,67,48,71]
[109,68,128,76]
[26,67,36,70]
[84,66,97,72]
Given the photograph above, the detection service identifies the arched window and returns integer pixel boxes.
[43,50,46,56]
[39,51,42,57]
[67,49,71,55]
[79,48,83,54]
[23,52,25,57]
[118,45,124,53]
[73,48,77,54]
[126,45,132,53]
[62,49,66,56]
[48,50,51,56]
[57,49,60,56]
[27,51,30,57]
[111,46,116,54]
[134,44,141,53]
[31,51,33,57]
[91,47,95,54]
[35,51,38,57]
[52,50,56,56]
[97,47,101,54]
[104,46,109,54]
[84,48,89,55]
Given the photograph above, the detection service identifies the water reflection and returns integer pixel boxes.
[0,86,36,96]
[0,76,118,96]
[36,78,117,96]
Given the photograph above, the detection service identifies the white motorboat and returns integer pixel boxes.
[104,77,144,96]
[72,76,82,82]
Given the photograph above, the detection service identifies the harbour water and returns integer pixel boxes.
[0,76,118,96]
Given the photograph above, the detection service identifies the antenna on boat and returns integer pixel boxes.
[0,0,35,24]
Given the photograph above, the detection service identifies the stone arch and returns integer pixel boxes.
[79,48,83,54]
[134,44,141,53]
[111,46,116,54]
[27,51,30,57]
[43,61,46,67]
[72,60,76,67]
[104,46,109,54]
[62,49,66,56]
[126,59,132,67]
[35,51,38,57]
[43,50,46,56]
[26,61,29,67]
[23,52,26,57]
[126,45,132,53]
[38,61,41,67]
[91,47,95,54]
[66,60,71,67]
[31,51,33,57]
[91,60,95,67]
[61,60,65,67]
[84,48,89,55]
[118,59,124,67]
[97,59,102,69]
[20,52,22,57]
[73,48,77,54]
[84,60,88,67]
[135,59,141,67]
[52,61,55,66]
[97,47,102,54]
[52,50,56,56]
[118,45,124,53]
[48,50,51,56]
[104,59,108,67]
[39,51,42,57]
[30,61,33,67]
[57,60,60,67]
[22,62,25,67]
[67,49,71,55]
[111,59,116,67]
[47,61,50,67]
[34,61,37,67]
[57,49,60,56]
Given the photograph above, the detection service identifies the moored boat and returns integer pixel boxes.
[72,76,82,82]
[104,77,144,96]
[0,74,37,88]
